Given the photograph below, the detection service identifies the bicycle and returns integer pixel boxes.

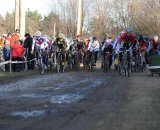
[119,48,131,77]
[103,51,111,73]
[67,51,74,71]
[83,51,90,71]
[90,51,95,71]
[37,49,45,75]
[57,50,66,73]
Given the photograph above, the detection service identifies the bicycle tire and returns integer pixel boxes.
[38,57,44,75]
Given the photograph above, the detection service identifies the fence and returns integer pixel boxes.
[0,46,36,74]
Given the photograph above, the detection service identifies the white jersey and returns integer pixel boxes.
[102,38,113,51]
[88,40,100,52]
[32,37,48,51]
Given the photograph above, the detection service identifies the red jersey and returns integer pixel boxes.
[139,40,147,51]
[119,32,135,45]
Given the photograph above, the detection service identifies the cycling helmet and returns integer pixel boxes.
[93,36,97,41]
[36,31,41,37]
[125,27,132,33]
[59,33,64,39]
[153,36,158,41]
[138,35,144,41]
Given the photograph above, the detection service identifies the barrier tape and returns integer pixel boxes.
[0,61,10,66]
[0,58,36,66]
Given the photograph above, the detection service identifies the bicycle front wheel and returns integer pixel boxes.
[38,57,45,75]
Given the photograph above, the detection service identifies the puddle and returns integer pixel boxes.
[50,93,84,104]
[19,94,48,99]
[10,110,46,118]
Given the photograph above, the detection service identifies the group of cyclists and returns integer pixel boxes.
[0,27,160,75]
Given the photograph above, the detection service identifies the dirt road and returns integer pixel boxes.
[0,67,160,130]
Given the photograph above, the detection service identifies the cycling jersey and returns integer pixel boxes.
[89,40,99,52]
[139,40,147,51]
[32,37,48,51]
[119,32,135,45]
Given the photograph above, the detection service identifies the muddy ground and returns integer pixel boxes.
[0,65,160,130]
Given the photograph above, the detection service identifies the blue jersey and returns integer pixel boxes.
[33,37,46,45]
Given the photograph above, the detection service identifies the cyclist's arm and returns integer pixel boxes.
[88,41,91,51]
[113,35,120,49]
[65,39,70,51]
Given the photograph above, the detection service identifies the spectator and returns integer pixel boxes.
[10,29,20,47]
[12,40,25,72]
[23,33,35,69]
[3,40,11,71]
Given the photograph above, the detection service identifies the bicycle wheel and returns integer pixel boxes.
[90,52,95,71]
[118,64,122,75]
[103,55,109,73]
[38,56,44,75]
[56,53,61,73]
[126,62,130,77]
[67,53,73,70]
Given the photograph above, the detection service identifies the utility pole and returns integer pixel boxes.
[15,0,25,38]
[53,22,56,38]
[77,0,83,36]
[20,0,25,38]
[15,0,20,30]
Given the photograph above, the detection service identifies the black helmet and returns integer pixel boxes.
[93,36,97,41]
[138,35,144,41]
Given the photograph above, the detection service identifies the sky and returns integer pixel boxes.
[0,0,50,17]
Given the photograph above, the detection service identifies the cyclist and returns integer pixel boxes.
[88,36,100,66]
[118,27,136,62]
[55,33,70,65]
[138,35,148,65]
[31,31,48,69]
[83,38,90,65]
[102,36,113,68]
[150,35,159,55]
[74,35,84,67]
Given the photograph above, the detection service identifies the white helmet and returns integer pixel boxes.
[125,27,132,33]
[153,36,158,41]
[36,31,41,37]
